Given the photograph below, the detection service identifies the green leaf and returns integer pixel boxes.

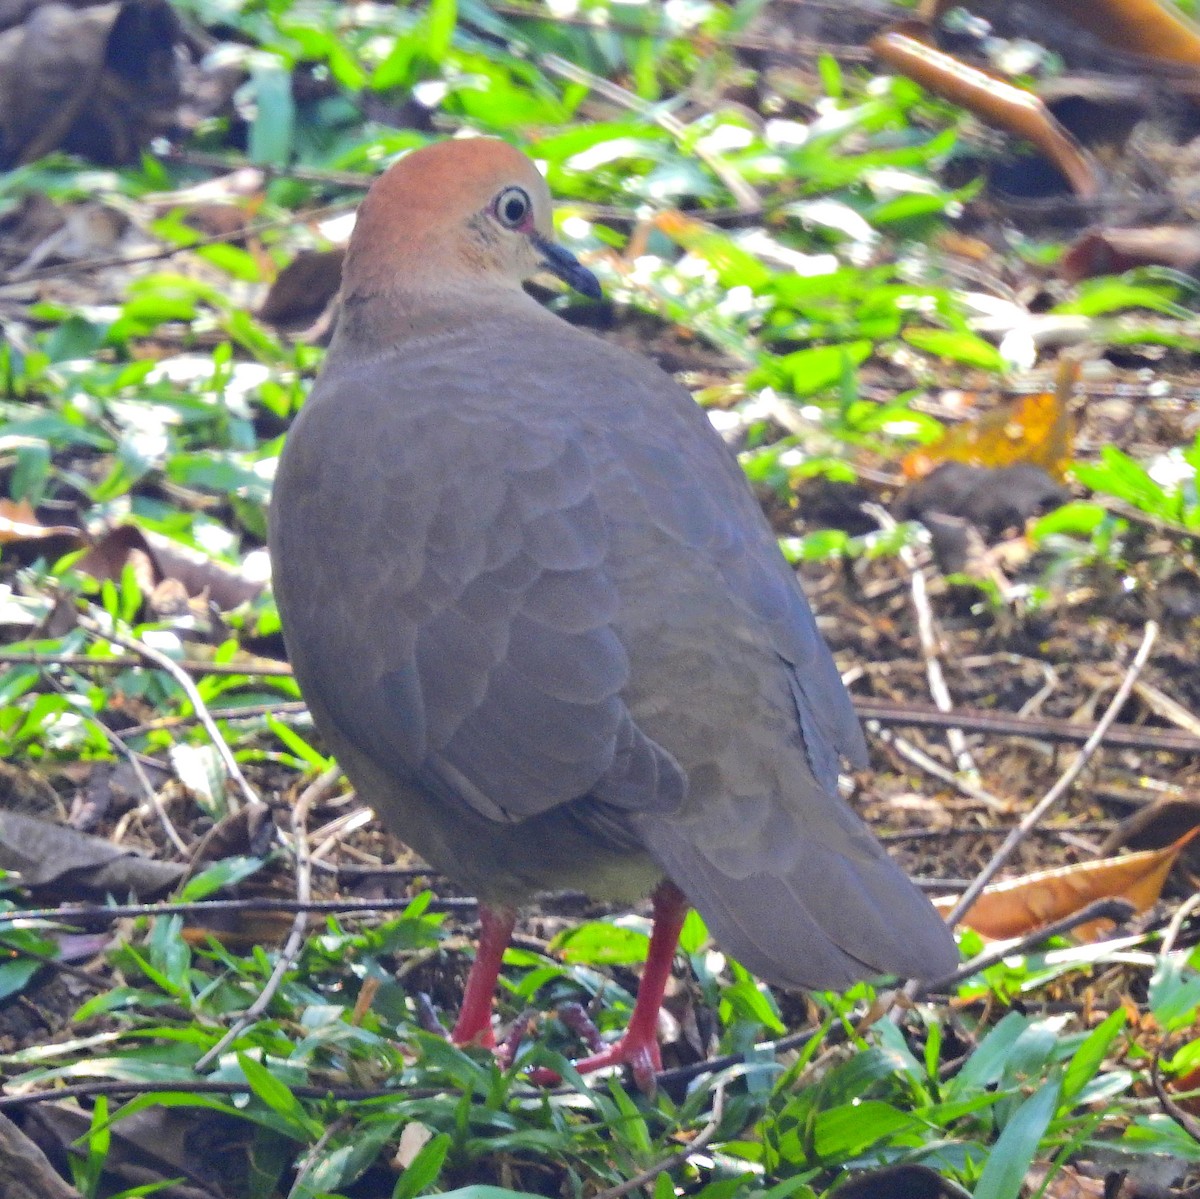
[903,327,1006,371]
[392,1131,451,1199]
[438,1189,548,1199]
[554,920,649,966]
[678,908,709,955]
[178,856,265,902]
[1029,502,1107,541]
[812,1100,921,1158]
[236,1052,322,1140]
[266,714,331,770]
[1055,280,1190,318]
[1062,1009,1126,1101]
[249,61,296,167]
[1150,955,1200,1031]
[606,1078,652,1156]
[0,958,41,1002]
[947,1012,1030,1100]
[777,341,872,398]
[1073,448,1170,517]
[424,0,457,61]
[972,1076,1062,1199]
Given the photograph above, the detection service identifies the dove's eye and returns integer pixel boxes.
[493,186,532,228]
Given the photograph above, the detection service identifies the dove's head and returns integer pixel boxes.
[342,138,601,305]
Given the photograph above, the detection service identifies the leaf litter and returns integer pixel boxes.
[1,0,1200,1195]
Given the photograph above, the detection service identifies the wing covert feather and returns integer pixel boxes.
[271,354,685,826]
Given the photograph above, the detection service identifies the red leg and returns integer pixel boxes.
[450,904,516,1049]
[529,881,689,1092]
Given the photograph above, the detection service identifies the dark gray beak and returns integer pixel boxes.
[531,234,603,300]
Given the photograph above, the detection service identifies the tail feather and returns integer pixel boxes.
[636,810,958,989]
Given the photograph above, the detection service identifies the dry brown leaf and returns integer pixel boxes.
[903,363,1077,482]
[258,248,345,331]
[76,524,265,611]
[0,810,184,898]
[26,1101,248,1197]
[1024,1162,1130,1199]
[927,0,1200,66]
[1100,795,1200,856]
[0,499,82,547]
[1062,227,1200,283]
[935,828,1200,941]
[0,1112,79,1199]
[870,27,1099,199]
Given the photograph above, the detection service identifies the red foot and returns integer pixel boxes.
[523,882,689,1094]
[525,1029,663,1093]
[442,884,691,1095]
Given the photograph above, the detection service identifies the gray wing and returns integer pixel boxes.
[602,385,868,793]
[270,360,685,826]
[586,350,954,985]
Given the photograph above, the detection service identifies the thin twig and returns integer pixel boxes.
[39,668,189,856]
[194,767,336,1071]
[0,1077,429,1111]
[13,647,1200,754]
[0,651,294,677]
[870,725,1012,813]
[1133,679,1200,739]
[914,898,1138,994]
[309,806,375,863]
[853,696,1200,756]
[864,504,977,776]
[882,823,1118,843]
[1,199,352,286]
[118,701,307,740]
[1152,1035,1200,1144]
[291,1114,353,1196]
[161,147,374,191]
[0,895,476,926]
[1098,496,1200,541]
[1159,893,1200,959]
[591,1084,726,1199]
[84,624,262,812]
[0,935,110,993]
[945,621,1160,930]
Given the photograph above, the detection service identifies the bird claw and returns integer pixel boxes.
[492,1002,658,1092]
[554,1002,605,1053]
[415,992,448,1037]
[496,1009,537,1069]
[520,1031,662,1094]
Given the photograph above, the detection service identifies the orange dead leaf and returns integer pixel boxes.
[180,909,298,951]
[0,499,83,546]
[903,361,1077,481]
[923,0,1200,67]
[870,27,1099,199]
[935,827,1200,942]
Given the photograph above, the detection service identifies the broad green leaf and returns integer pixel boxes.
[249,60,296,167]
[813,1100,923,1157]
[973,1076,1061,1199]
[178,856,265,902]
[554,921,649,966]
[236,1052,322,1139]
[438,1189,547,1199]
[1062,1009,1126,1101]
[1029,502,1107,541]
[392,1132,452,1199]
[903,327,1005,371]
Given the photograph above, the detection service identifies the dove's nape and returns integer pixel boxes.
[268,137,958,1090]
